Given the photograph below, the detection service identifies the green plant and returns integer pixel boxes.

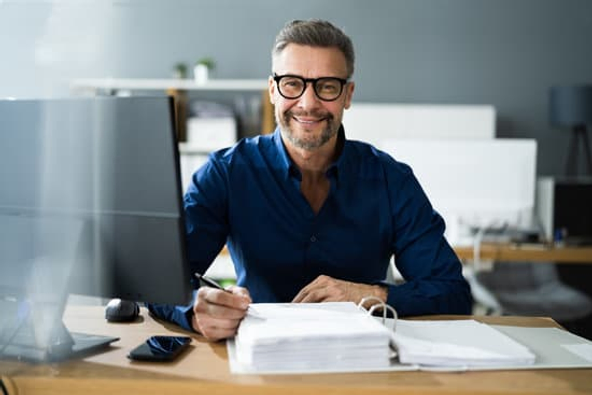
[195,57,216,70]
[173,62,188,78]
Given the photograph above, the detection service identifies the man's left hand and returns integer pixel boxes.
[292,275,387,308]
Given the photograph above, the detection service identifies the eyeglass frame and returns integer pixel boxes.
[272,73,349,102]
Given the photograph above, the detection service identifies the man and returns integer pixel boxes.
[150,19,472,341]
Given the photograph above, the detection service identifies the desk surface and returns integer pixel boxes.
[2,306,592,395]
[454,243,592,264]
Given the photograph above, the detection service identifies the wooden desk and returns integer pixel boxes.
[2,306,592,395]
[454,244,592,264]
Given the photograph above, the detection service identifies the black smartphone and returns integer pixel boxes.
[127,335,192,362]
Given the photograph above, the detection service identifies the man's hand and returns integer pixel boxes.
[191,285,251,341]
[292,275,388,308]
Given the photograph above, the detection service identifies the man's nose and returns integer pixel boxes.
[296,83,321,109]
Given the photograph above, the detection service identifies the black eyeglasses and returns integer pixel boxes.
[273,74,348,102]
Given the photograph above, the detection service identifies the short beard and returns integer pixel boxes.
[278,109,338,151]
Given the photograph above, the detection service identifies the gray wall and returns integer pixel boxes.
[1,0,591,176]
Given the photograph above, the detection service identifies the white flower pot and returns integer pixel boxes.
[193,64,209,85]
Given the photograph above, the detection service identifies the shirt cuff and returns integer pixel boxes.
[146,291,197,332]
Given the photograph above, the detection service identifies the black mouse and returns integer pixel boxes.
[105,298,140,322]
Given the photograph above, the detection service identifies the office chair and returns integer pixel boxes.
[476,262,592,322]
[465,225,592,321]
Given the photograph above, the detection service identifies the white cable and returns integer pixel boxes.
[469,221,503,314]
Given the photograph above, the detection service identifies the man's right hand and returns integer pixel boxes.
[191,285,251,341]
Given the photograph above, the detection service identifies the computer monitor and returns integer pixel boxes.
[342,103,496,146]
[379,139,538,246]
[0,96,193,361]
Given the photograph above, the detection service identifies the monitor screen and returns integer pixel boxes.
[379,139,537,246]
[0,96,193,339]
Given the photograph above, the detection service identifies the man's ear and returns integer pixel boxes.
[344,81,355,110]
[268,76,277,105]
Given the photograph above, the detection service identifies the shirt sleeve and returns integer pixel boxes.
[146,302,195,332]
[184,154,230,275]
[147,155,231,330]
[385,164,473,316]
[146,288,197,332]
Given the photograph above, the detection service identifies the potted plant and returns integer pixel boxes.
[194,57,216,84]
[172,62,188,79]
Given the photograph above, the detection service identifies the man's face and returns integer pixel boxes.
[269,44,354,151]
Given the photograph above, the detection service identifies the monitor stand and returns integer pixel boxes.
[0,298,119,363]
[1,323,119,363]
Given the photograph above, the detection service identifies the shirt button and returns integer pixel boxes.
[310,236,317,243]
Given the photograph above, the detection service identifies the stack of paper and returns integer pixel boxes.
[233,302,392,372]
[392,319,536,367]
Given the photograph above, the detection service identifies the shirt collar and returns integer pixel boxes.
[271,128,297,180]
[271,125,350,185]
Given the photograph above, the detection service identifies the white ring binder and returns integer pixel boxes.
[358,296,398,331]
[227,302,592,374]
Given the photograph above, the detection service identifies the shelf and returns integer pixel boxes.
[178,142,214,155]
[70,77,275,138]
[70,78,268,93]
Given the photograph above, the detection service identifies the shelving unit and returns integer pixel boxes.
[70,77,275,138]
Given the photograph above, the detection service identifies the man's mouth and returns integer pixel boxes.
[293,116,325,125]
[290,112,329,126]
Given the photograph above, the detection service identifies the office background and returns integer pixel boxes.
[1,0,591,176]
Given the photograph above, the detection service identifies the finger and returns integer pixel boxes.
[298,279,353,303]
[204,327,237,342]
[192,300,246,340]
[227,285,252,302]
[292,276,325,303]
[195,290,249,319]
[201,287,250,311]
[193,315,241,341]
[297,291,320,303]
[294,284,327,303]
[197,314,242,331]
[194,299,248,320]
[292,286,311,303]
[299,287,335,303]
[206,302,249,320]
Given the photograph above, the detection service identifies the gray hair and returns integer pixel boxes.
[272,19,355,78]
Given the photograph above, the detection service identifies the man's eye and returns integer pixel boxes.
[283,80,302,88]
[319,84,338,93]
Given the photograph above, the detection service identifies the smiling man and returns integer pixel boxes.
[149,19,472,341]
[272,44,352,150]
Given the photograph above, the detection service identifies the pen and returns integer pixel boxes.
[194,272,264,319]
[194,272,231,293]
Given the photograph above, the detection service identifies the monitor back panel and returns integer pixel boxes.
[0,97,192,305]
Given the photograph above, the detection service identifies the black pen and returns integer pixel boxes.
[194,273,264,318]
[194,272,231,293]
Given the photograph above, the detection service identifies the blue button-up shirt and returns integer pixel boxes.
[149,127,472,330]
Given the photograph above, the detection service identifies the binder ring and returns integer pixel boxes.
[358,296,398,331]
